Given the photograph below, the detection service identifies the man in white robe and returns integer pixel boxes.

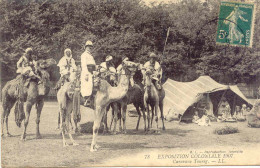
[55,48,77,90]
[80,40,96,106]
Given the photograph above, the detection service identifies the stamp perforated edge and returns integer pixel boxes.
[216,0,256,48]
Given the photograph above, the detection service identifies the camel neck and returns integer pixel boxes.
[109,70,130,102]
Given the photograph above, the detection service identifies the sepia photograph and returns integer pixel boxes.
[0,0,259,167]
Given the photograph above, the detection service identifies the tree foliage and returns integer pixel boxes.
[0,0,259,83]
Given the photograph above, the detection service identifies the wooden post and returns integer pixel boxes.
[214,90,227,116]
[232,95,236,116]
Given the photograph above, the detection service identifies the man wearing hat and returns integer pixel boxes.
[142,52,162,89]
[55,48,77,90]
[81,40,96,106]
[100,55,116,74]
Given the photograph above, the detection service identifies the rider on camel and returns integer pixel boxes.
[55,48,77,90]
[16,47,40,85]
[80,40,96,107]
[142,52,162,89]
[116,56,135,87]
[100,55,116,73]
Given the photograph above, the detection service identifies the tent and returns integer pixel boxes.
[163,76,253,121]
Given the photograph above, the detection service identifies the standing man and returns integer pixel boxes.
[81,40,96,106]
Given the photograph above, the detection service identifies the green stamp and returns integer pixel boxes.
[216,1,256,47]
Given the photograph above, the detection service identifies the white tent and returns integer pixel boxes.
[163,76,252,118]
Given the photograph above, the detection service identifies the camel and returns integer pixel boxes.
[110,82,146,134]
[1,59,56,140]
[90,60,139,152]
[56,69,81,134]
[100,70,120,134]
[144,68,165,132]
[57,74,81,147]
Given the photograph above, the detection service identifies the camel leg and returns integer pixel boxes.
[118,107,122,132]
[122,104,127,134]
[146,103,150,131]
[135,106,141,131]
[67,104,78,146]
[60,108,69,147]
[69,114,73,131]
[1,109,5,137]
[141,108,147,132]
[21,102,33,141]
[102,109,108,134]
[2,99,15,137]
[90,106,103,152]
[74,118,79,134]
[35,99,44,139]
[112,106,117,134]
[159,101,165,130]
[112,103,119,134]
[56,112,61,130]
[2,107,12,137]
[154,104,159,133]
[151,105,154,128]
[110,109,114,131]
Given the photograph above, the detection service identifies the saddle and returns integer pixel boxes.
[54,74,70,91]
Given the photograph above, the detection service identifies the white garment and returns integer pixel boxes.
[100,62,116,73]
[80,50,96,97]
[143,61,162,78]
[57,56,77,81]
[142,61,162,84]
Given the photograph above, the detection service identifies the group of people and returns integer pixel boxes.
[16,40,163,106]
[191,96,253,126]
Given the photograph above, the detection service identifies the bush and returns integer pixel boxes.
[214,126,239,135]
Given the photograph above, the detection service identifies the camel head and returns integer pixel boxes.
[144,67,160,89]
[66,70,81,99]
[66,81,78,99]
[108,72,118,87]
[122,60,139,75]
[37,58,57,96]
[37,69,51,96]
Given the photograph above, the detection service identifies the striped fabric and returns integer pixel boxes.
[163,76,252,116]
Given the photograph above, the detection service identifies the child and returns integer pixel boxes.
[235,105,246,121]
[192,111,200,123]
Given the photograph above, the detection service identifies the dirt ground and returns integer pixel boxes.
[1,102,260,167]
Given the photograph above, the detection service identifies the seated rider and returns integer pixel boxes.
[142,52,162,89]
[100,55,117,84]
[16,47,40,85]
[116,56,135,87]
[80,40,96,107]
[55,48,77,90]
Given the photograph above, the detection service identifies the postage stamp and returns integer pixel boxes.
[216,1,256,47]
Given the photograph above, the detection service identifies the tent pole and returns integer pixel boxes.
[232,95,236,116]
[214,90,227,116]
